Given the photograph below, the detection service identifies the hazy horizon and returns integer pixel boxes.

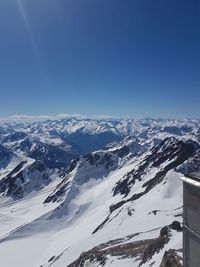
[0,113,199,124]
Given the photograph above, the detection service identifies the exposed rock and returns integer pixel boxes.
[160,226,170,238]
[140,236,170,266]
[44,181,70,203]
[68,226,178,267]
[114,137,198,197]
[48,256,55,262]
[111,138,198,214]
[67,237,155,267]
[109,201,125,213]
[170,221,182,232]
[159,249,183,267]
[148,210,160,215]
[0,160,51,199]
[92,216,110,234]
[84,152,116,169]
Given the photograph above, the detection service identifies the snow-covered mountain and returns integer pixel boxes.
[0,144,61,201]
[0,117,200,267]
[1,117,200,152]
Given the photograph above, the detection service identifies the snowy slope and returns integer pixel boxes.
[0,144,62,201]
[0,135,198,267]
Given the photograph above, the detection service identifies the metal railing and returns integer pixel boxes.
[184,224,200,241]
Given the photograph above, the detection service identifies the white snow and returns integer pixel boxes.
[0,160,183,267]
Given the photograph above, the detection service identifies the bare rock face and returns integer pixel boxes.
[170,221,182,232]
[139,226,170,266]
[159,249,182,267]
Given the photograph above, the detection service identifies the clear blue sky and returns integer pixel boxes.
[0,0,200,118]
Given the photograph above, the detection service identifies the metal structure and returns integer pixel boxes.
[181,158,200,267]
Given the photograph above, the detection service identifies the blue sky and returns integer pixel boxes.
[0,0,200,118]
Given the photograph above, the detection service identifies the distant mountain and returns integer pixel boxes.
[0,144,27,179]
[1,132,78,169]
[0,144,59,199]
[1,117,200,156]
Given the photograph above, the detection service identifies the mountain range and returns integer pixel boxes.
[0,117,200,267]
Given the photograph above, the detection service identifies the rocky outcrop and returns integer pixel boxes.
[67,237,155,267]
[114,137,198,197]
[159,249,182,267]
[139,226,171,266]
[66,223,182,267]
[44,150,120,204]
[0,160,51,199]
[109,138,198,216]
[170,221,182,232]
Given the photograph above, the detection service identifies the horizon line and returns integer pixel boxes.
[0,113,199,123]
